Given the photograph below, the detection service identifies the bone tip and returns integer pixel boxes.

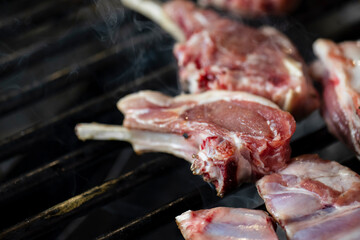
[121,0,144,7]
[74,123,87,141]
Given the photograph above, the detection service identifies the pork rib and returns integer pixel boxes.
[198,0,300,16]
[121,0,319,119]
[256,154,360,239]
[76,90,295,196]
[312,39,360,158]
[176,207,278,240]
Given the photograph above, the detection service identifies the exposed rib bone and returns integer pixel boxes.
[75,90,295,196]
[121,0,185,42]
[75,123,194,162]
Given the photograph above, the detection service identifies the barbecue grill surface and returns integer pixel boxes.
[0,0,360,239]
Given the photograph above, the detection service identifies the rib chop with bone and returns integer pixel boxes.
[76,90,295,196]
[121,0,319,119]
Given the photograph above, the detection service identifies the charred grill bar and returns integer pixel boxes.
[0,157,184,240]
[96,185,212,240]
[0,65,177,161]
[0,0,360,239]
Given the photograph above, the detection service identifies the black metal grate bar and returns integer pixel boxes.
[342,156,360,174]
[0,142,120,204]
[97,185,212,240]
[0,0,87,37]
[306,0,360,41]
[294,0,355,23]
[0,145,127,231]
[0,64,177,161]
[290,127,336,157]
[0,21,95,78]
[0,157,182,240]
[0,29,167,115]
[0,0,50,19]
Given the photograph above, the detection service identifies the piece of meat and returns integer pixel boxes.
[198,0,300,17]
[121,0,319,119]
[176,207,278,240]
[256,154,360,239]
[164,0,319,119]
[312,39,360,158]
[163,0,222,39]
[76,90,295,196]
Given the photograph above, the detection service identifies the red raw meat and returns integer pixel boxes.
[176,207,278,239]
[198,0,300,16]
[164,0,319,119]
[312,39,360,158]
[76,90,295,196]
[256,154,360,239]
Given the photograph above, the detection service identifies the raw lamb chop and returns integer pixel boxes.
[76,90,296,196]
[312,39,360,159]
[198,0,300,17]
[256,154,360,239]
[121,0,319,119]
[176,207,278,240]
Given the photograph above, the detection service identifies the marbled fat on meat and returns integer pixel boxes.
[313,39,360,159]
[118,90,295,196]
[256,154,360,239]
[164,0,319,119]
[176,207,278,240]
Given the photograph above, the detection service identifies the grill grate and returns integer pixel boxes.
[0,0,360,239]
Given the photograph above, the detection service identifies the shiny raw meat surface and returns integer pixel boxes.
[199,0,300,16]
[313,39,360,159]
[176,207,278,240]
[164,0,319,119]
[256,154,360,239]
[118,90,295,196]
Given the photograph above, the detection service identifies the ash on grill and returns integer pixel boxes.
[0,0,359,239]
